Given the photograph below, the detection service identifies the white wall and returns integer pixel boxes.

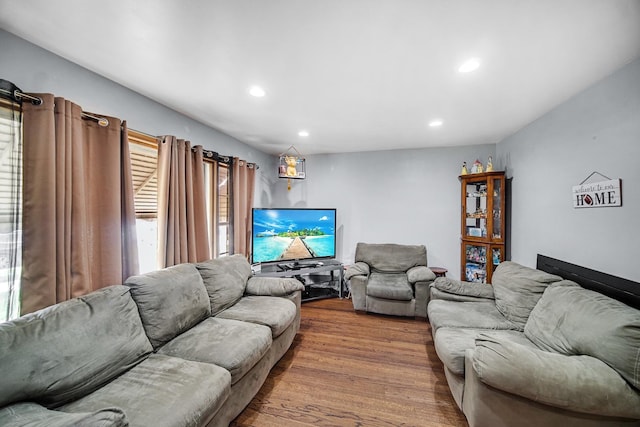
[0,29,273,194]
[496,59,640,281]
[272,145,495,279]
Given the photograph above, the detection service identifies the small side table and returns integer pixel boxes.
[430,267,448,278]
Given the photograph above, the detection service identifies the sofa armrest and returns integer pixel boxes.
[0,402,128,427]
[469,334,640,419]
[407,266,436,283]
[345,262,370,280]
[430,277,495,301]
[245,276,304,297]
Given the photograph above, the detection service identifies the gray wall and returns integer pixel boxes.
[0,29,273,192]
[276,59,639,282]
[273,145,495,278]
[496,58,640,281]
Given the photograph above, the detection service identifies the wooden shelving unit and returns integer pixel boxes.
[459,171,506,284]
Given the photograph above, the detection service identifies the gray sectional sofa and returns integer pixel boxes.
[0,254,304,427]
[428,261,640,427]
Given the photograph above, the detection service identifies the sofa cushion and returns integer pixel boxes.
[0,402,128,427]
[491,261,562,327]
[125,263,211,349]
[366,272,414,301]
[245,276,305,296]
[427,299,521,334]
[432,277,495,299]
[355,243,427,272]
[525,281,640,390]
[0,285,152,408]
[216,296,296,338]
[196,254,252,315]
[472,334,640,418]
[61,354,231,427]
[433,327,532,376]
[158,317,272,384]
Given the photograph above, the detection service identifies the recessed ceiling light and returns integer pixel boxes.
[298,130,309,137]
[248,86,266,97]
[429,120,443,127]
[458,58,480,73]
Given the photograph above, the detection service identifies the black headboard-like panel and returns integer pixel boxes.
[536,254,640,309]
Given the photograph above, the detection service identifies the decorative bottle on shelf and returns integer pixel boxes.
[486,156,493,172]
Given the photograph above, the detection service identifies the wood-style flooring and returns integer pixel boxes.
[231,298,468,427]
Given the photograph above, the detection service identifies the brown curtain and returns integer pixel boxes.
[232,157,256,258]
[21,94,139,314]
[157,136,210,268]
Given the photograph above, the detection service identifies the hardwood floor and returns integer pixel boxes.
[232,298,468,427]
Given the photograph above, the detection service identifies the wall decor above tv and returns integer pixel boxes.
[251,208,336,265]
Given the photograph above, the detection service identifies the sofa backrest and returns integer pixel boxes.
[196,254,252,315]
[125,263,211,349]
[491,261,562,327]
[0,285,153,408]
[355,243,427,272]
[525,280,640,390]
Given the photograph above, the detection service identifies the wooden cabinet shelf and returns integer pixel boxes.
[459,171,506,284]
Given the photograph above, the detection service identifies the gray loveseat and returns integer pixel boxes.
[427,261,640,427]
[346,242,436,317]
[0,254,304,427]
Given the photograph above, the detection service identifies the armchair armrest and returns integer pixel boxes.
[345,262,370,280]
[245,276,304,297]
[407,266,436,283]
[470,334,640,419]
[430,277,494,301]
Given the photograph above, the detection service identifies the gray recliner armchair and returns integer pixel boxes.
[345,242,436,317]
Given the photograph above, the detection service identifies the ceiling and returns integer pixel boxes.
[1,1,639,155]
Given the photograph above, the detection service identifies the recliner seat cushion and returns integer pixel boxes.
[158,317,272,384]
[491,261,562,327]
[215,296,296,338]
[427,299,522,334]
[125,263,211,349]
[0,285,153,408]
[196,255,252,315]
[60,354,231,427]
[433,327,533,376]
[366,272,414,301]
[0,402,128,427]
[525,280,640,390]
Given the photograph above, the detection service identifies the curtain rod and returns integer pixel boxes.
[5,89,111,127]
[3,87,259,170]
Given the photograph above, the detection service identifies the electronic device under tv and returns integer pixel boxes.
[251,208,336,267]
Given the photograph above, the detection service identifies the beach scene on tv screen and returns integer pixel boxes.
[252,209,335,263]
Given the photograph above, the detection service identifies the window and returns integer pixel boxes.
[129,131,159,273]
[128,131,231,271]
[204,159,230,257]
[217,163,231,256]
[0,99,22,321]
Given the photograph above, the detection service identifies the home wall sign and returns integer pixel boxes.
[572,172,622,208]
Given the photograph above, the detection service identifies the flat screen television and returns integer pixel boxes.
[251,208,336,265]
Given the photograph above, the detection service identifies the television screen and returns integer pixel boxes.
[251,208,336,264]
